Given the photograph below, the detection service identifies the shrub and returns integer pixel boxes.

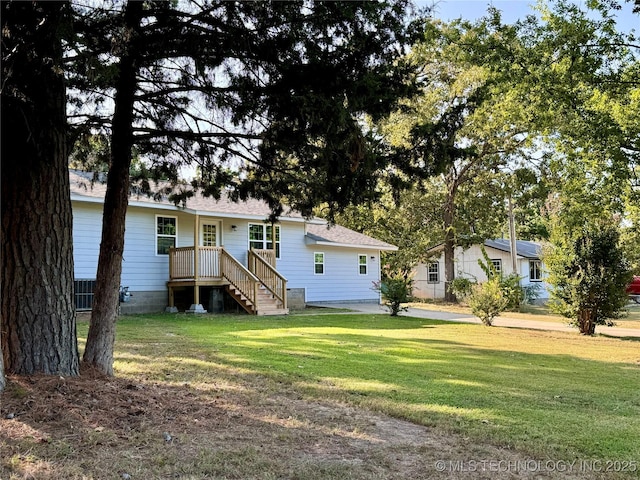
[467,279,508,326]
[500,273,525,310]
[448,276,475,302]
[373,276,412,316]
[522,283,542,305]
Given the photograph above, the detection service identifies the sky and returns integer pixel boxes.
[420,0,639,33]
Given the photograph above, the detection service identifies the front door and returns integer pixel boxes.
[200,220,219,247]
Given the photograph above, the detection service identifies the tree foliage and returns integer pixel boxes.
[544,216,632,335]
[66,0,422,374]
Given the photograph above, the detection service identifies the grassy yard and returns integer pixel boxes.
[104,313,638,461]
[3,311,639,479]
[408,301,640,329]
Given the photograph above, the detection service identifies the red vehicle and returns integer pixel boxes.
[627,276,640,303]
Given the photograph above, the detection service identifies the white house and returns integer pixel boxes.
[413,239,549,302]
[69,170,397,314]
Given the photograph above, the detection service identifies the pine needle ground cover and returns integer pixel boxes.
[2,312,639,479]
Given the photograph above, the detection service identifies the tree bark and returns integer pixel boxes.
[1,1,79,377]
[83,1,142,375]
[0,347,5,392]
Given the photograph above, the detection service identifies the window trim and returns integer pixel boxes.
[156,215,178,256]
[490,259,502,274]
[529,260,542,282]
[427,262,439,283]
[248,223,281,259]
[358,254,368,275]
[314,252,325,275]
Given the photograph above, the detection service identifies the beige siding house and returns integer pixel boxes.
[413,239,549,302]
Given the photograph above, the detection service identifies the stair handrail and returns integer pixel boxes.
[221,249,260,309]
[248,249,287,310]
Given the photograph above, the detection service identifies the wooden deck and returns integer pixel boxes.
[167,246,287,315]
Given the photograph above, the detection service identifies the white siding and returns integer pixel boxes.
[413,244,550,301]
[72,201,383,303]
[72,202,102,279]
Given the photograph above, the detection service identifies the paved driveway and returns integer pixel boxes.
[308,302,640,339]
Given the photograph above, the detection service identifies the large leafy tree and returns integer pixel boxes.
[517,0,639,332]
[1,1,79,382]
[377,16,537,301]
[67,0,420,374]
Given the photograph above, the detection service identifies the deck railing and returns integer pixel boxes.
[251,248,276,267]
[249,249,287,309]
[169,246,287,312]
[169,246,223,281]
[221,249,260,308]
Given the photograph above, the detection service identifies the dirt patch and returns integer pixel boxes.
[1,367,607,479]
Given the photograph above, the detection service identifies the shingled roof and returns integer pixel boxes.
[69,170,397,251]
[69,170,309,222]
[483,239,542,259]
[306,223,397,251]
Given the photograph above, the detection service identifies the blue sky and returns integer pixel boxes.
[419,0,639,33]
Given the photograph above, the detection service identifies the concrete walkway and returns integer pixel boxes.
[308,302,640,339]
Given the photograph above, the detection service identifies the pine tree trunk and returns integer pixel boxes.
[82,0,142,375]
[1,1,79,377]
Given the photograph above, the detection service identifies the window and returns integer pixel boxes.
[491,259,502,274]
[529,260,542,281]
[358,254,368,275]
[314,252,325,275]
[74,279,96,311]
[427,262,439,283]
[156,216,177,255]
[202,223,216,246]
[249,223,280,258]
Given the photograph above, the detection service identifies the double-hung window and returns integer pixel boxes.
[427,262,439,283]
[249,223,280,258]
[358,254,368,275]
[156,216,177,255]
[529,260,542,281]
[491,259,502,274]
[314,252,325,275]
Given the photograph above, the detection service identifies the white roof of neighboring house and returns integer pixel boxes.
[69,170,397,251]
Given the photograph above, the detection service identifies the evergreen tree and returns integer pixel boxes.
[1,1,79,381]
[68,0,421,374]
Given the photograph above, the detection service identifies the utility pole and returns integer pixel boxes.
[508,195,518,275]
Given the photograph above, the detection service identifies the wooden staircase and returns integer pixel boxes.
[168,246,288,316]
[226,284,288,316]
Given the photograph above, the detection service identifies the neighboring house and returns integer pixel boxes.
[69,171,397,314]
[413,239,549,302]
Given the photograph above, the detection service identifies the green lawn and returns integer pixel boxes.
[83,312,640,464]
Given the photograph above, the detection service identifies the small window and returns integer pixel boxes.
[249,223,280,258]
[202,223,216,247]
[529,260,542,281]
[314,252,325,275]
[491,259,502,274]
[358,254,368,275]
[157,216,177,255]
[427,262,439,283]
[74,279,96,311]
